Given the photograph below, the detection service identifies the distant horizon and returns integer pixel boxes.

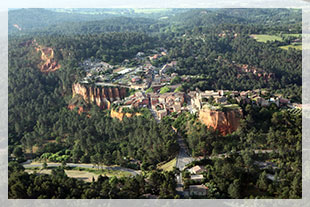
[2,0,309,11]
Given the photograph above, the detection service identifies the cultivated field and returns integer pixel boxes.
[279,43,302,50]
[250,34,283,43]
[25,167,133,182]
[158,158,176,171]
[250,34,302,50]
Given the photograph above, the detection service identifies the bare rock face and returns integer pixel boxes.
[110,108,142,121]
[198,106,243,135]
[72,83,88,101]
[34,43,61,73]
[110,109,125,121]
[108,88,114,102]
[71,83,127,110]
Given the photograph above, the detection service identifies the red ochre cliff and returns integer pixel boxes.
[33,40,61,73]
[198,105,243,135]
[69,83,127,110]
[110,108,142,121]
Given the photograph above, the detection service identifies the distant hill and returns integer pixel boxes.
[8,8,188,35]
[40,17,160,35]
[48,8,189,17]
[8,8,301,36]
[170,8,301,27]
[8,8,117,34]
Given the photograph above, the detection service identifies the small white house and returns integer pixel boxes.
[189,165,205,174]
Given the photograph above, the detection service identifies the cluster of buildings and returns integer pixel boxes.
[188,88,295,114]
[235,63,275,80]
[81,59,113,74]
[123,91,149,108]
[217,29,239,38]
[186,165,208,197]
[159,61,178,75]
[120,91,186,120]
[149,92,186,119]
[232,89,292,108]
[79,47,180,93]
[147,48,168,61]
[188,90,227,113]
[115,86,297,122]
[78,49,299,124]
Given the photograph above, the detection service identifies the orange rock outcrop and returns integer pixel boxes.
[34,41,61,73]
[198,106,243,135]
[71,83,127,110]
[110,108,142,121]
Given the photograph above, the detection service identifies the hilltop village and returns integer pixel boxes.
[9,8,302,200]
[70,47,301,134]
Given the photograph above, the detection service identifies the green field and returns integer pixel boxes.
[250,34,301,43]
[250,34,302,50]
[250,34,283,43]
[25,166,132,182]
[279,44,302,50]
[158,158,176,171]
[71,167,132,177]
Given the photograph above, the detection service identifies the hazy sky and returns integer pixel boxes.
[1,0,309,11]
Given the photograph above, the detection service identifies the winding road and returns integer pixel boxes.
[176,138,194,171]
[175,137,194,197]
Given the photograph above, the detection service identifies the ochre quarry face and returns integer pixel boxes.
[71,83,127,110]
[199,107,243,135]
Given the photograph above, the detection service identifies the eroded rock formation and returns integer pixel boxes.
[198,106,243,135]
[110,108,142,121]
[33,40,61,72]
[71,83,127,110]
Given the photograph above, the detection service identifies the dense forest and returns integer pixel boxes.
[163,31,301,102]
[9,162,177,199]
[9,37,178,170]
[8,8,302,199]
[170,101,301,198]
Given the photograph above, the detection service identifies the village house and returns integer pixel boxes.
[131,76,141,83]
[136,52,145,57]
[189,185,208,196]
[159,64,172,75]
[171,73,178,77]
[269,97,280,107]
[150,95,159,107]
[160,61,178,75]
[229,91,240,97]
[190,174,204,182]
[148,92,185,119]
[149,54,160,61]
[189,165,205,174]
[255,96,269,107]
[160,76,172,83]
[214,96,227,104]
[235,96,251,105]
[153,75,161,84]
[190,90,227,110]
[123,91,149,108]
[279,97,290,106]
[240,91,251,97]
